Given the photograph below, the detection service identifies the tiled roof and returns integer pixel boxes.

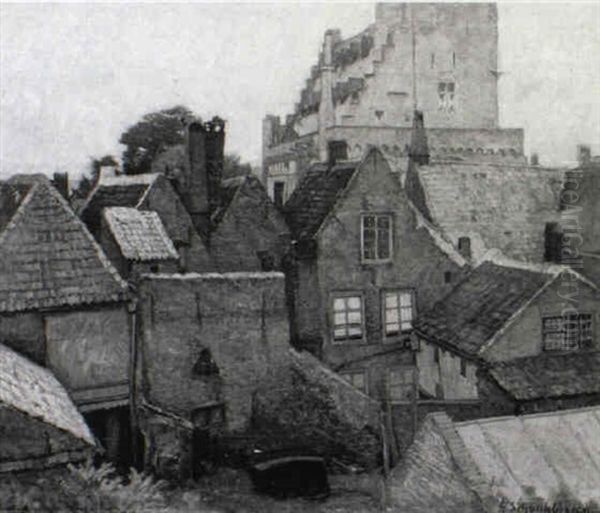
[284,161,359,240]
[210,175,247,227]
[488,352,600,400]
[104,207,179,261]
[0,343,95,446]
[415,262,551,356]
[79,173,159,223]
[414,162,564,262]
[452,407,600,504]
[0,182,128,312]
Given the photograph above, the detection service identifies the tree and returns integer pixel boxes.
[71,155,118,200]
[119,105,195,175]
[223,154,252,179]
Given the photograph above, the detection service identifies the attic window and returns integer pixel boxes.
[361,214,393,262]
[192,348,219,377]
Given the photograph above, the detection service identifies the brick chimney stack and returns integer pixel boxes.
[51,172,69,200]
[318,29,338,162]
[409,110,429,166]
[184,117,226,238]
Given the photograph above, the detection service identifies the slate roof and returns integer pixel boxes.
[0,343,95,446]
[103,207,179,261]
[283,161,359,239]
[79,173,159,223]
[0,181,128,312]
[488,352,600,401]
[450,407,600,504]
[415,262,552,356]
[414,162,564,262]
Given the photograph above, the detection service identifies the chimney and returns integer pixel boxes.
[457,236,472,261]
[52,172,69,199]
[318,29,338,161]
[185,120,209,218]
[577,144,591,167]
[409,110,429,166]
[98,165,117,183]
[530,153,539,166]
[204,116,225,215]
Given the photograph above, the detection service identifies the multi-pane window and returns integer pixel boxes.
[388,368,415,402]
[543,314,593,351]
[362,214,392,262]
[332,295,363,341]
[438,82,455,113]
[341,371,367,393]
[383,290,415,336]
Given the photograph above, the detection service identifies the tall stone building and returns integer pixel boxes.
[262,3,524,202]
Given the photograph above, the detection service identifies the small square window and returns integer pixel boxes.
[384,290,415,336]
[332,295,364,342]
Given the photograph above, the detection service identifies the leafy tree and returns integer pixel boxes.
[120,105,195,175]
[223,153,252,179]
[72,154,118,200]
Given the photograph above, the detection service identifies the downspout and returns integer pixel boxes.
[127,295,140,469]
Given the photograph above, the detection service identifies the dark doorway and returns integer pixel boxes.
[273,181,285,208]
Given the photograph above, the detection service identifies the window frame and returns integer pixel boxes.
[330,291,366,344]
[387,367,416,403]
[381,288,417,341]
[340,370,368,394]
[542,313,593,352]
[360,213,394,264]
[438,81,456,113]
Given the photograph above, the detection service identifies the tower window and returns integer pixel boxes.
[431,53,435,69]
[452,52,456,68]
[438,82,455,113]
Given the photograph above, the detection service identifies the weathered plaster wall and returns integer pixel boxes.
[482,277,600,362]
[138,273,290,432]
[416,340,478,400]
[45,306,130,391]
[0,312,45,364]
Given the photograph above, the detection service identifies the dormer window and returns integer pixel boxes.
[543,314,593,351]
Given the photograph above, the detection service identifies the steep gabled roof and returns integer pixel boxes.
[209,175,248,227]
[79,173,160,224]
[283,161,359,240]
[103,207,179,262]
[0,343,95,446]
[415,261,552,356]
[0,181,128,313]
[412,162,564,262]
[488,352,600,401]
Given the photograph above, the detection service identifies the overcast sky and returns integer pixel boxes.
[1,1,599,180]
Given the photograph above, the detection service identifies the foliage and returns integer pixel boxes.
[223,153,252,179]
[0,460,167,513]
[71,154,118,200]
[120,105,195,175]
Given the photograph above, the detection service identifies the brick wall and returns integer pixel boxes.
[137,272,290,432]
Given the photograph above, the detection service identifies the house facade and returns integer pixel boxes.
[284,149,468,403]
[0,176,132,467]
[415,261,600,414]
[263,2,525,201]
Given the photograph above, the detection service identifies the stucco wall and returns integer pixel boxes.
[45,306,130,391]
[417,340,478,400]
[482,276,600,362]
[137,273,290,432]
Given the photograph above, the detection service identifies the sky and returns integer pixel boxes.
[0,1,599,181]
